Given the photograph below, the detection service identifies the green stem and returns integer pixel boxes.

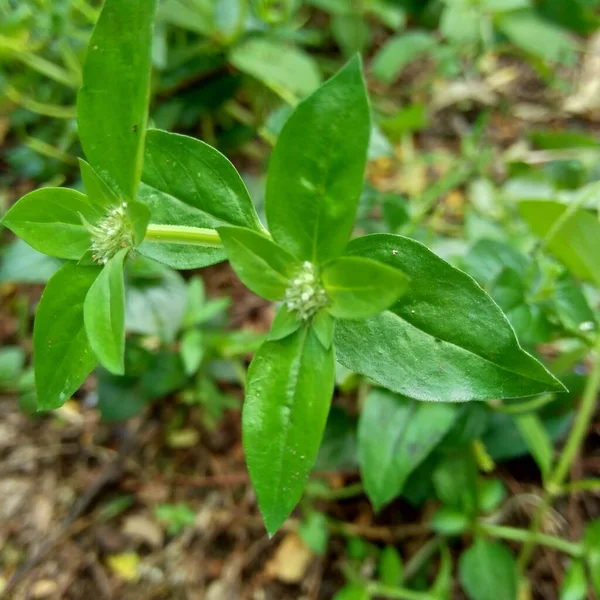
[516,332,600,572]
[365,583,435,600]
[480,523,583,558]
[144,224,222,247]
[515,494,552,573]
[536,180,600,256]
[491,393,556,415]
[550,333,600,490]
[308,482,364,501]
[559,479,600,494]
[403,537,442,582]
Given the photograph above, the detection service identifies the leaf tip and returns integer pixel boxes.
[263,511,288,539]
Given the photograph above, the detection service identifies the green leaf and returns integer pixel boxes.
[378,546,403,587]
[490,267,550,346]
[478,479,506,513]
[98,348,186,421]
[77,0,158,200]
[372,31,435,84]
[554,273,597,337]
[79,159,120,209]
[322,256,409,320]
[136,184,226,270]
[126,265,187,343]
[368,0,406,29]
[433,453,479,516]
[269,304,302,341]
[218,226,297,300]
[335,234,565,401]
[358,389,456,511]
[431,507,469,536]
[333,584,370,600]
[266,56,371,263]
[514,413,554,479]
[157,0,212,35]
[463,239,528,286]
[143,129,262,230]
[298,512,330,555]
[560,560,587,600]
[33,262,101,409]
[484,411,572,462]
[84,248,128,375]
[497,9,577,65]
[584,519,600,594]
[0,240,62,284]
[229,38,321,100]
[331,15,371,57]
[441,3,480,45]
[2,188,98,260]
[0,347,25,392]
[518,201,600,286]
[459,539,517,600]
[312,310,335,349]
[243,328,335,536]
[127,201,150,246]
[180,329,204,375]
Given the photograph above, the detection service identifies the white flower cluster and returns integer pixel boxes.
[284,261,328,321]
[89,202,133,264]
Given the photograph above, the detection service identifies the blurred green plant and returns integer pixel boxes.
[1,0,599,597]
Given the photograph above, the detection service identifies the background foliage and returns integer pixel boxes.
[1,0,600,598]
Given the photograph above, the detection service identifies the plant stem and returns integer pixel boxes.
[144,224,222,247]
[491,392,556,415]
[516,334,600,571]
[403,537,442,582]
[308,482,364,501]
[550,333,600,490]
[365,582,436,600]
[515,493,552,573]
[479,522,583,558]
[559,479,600,494]
[537,180,600,256]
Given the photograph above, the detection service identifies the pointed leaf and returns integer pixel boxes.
[33,262,101,409]
[84,248,128,375]
[433,453,479,515]
[514,413,554,479]
[127,201,150,246]
[218,226,297,300]
[143,129,262,230]
[584,519,600,594]
[243,328,335,536]
[459,539,517,600]
[269,304,302,341]
[358,389,456,510]
[560,561,587,600]
[180,329,204,376]
[372,31,435,83]
[230,38,322,99]
[554,273,597,337]
[77,0,158,200]
[519,200,600,286]
[322,256,409,319]
[266,55,371,263]
[335,234,565,401]
[378,546,403,587]
[312,310,335,349]
[2,188,98,260]
[79,158,120,209]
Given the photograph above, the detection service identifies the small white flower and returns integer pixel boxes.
[87,202,134,264]
[284,262,329,321]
